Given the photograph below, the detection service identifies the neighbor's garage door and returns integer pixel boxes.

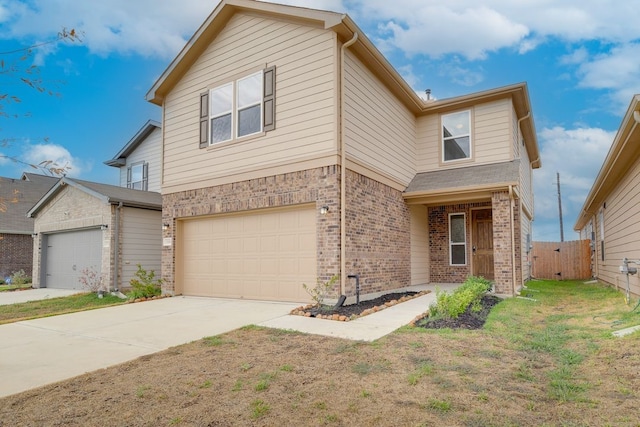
[179,206,316,302]
[44,228,102,289]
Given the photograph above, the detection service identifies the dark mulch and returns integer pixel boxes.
[415,294,503,330]
[309,292,418,317]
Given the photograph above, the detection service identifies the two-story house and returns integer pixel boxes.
[28,121,163,291]
[147,0,540,302]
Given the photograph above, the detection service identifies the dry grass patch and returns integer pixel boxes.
[1,280,640,426]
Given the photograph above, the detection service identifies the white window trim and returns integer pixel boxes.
[208,71,263,146]
[449,212,467,266]
[442,110,472,163]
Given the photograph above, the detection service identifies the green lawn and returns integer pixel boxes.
[0,284,33,292]
[0,292,127,325]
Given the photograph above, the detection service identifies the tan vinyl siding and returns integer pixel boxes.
[474,99,512,164]
[121,207,162,289]
[343,50,416,186]
[410,205,429,285]
[593,155,640,297]
[415,99,512,172]
[118,127,162,193]
[162,13,337,193]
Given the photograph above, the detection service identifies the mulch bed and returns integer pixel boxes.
[413,294,503,329]
[291,291,427,321]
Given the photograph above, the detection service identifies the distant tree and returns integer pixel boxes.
[0,27,82,176]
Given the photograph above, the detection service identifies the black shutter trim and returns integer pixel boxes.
[199,91,209,148]
[263,66,275,132]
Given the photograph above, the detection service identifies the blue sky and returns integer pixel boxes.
[1,0,639,241]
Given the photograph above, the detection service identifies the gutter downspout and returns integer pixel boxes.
[340,31,358,296]
[508,185,518,294]
[112,202,123,292]
[518,111,540,168]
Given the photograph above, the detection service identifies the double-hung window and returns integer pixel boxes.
[200,66,275,147]
[449,213,466,265]
[127,162,148,190]
[442,110,471,162]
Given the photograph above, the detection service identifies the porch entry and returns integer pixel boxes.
[472,209,494,280]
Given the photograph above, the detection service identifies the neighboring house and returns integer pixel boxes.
[28,122,163,291]
[0,173,58,279]
[104,120,162,192]
[146,0,540,302]
[28,178,162,291]
[574,94,640,298]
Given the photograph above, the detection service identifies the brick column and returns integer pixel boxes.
[492,191,514,295]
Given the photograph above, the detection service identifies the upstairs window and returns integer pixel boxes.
[442,110,471,162]
[127,162,148,191]
[200,67,275,148]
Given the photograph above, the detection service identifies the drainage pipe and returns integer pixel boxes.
[509,185,517,294]
[112,202,123,292]
[339,31,358,296]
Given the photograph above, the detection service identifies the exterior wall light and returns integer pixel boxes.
[162,223,170,231]
[101,224,109,230]
[320,206,329,215]
[31,233,38,239]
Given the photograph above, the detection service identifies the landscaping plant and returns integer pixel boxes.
[10,269,31,286]
[128,264,163,299]
[78,266,105,293]
[429,275,492,320]
[302,275,338,308]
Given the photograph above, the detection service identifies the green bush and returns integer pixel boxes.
[128,264,163,299]
[429,276,492,320]
[10,270,31,285]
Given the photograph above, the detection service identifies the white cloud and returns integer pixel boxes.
[532,126,614,241]
[23,143,89,177]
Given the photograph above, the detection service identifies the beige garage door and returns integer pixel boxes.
[178,205,316,302]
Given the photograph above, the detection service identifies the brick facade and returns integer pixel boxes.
[162,166,413,298]
[491,191,516,295]
[428,202,492,283]
[344,170,411,295]
[0,233,34,279]
[161,166,341,295]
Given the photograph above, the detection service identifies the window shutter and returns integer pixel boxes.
[199,91,209,148]
[263,66,275,132]
[142,162,149,191]
[126,166,132,189]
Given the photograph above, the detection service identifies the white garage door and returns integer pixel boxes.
[179,206,316,302]
[44,228,103,289]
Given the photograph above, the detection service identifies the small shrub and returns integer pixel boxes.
[429,276,492,320]
[78,266,105,293]
[10,269,31,286]
[128,264,162,299]
[302,275,338,307]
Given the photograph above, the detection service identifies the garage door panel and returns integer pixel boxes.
[180,206,316,301]
[45,229,102,290]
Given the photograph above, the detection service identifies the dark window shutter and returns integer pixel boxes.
[199,91,209,148]
[142,163,149,191]
[126,166,132,189]
[263,66,275,132]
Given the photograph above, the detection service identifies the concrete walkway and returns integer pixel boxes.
[0,283,458,398]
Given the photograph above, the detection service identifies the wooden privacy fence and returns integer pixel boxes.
[531,240,592,280]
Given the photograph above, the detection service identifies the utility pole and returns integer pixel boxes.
[557,172,564,242]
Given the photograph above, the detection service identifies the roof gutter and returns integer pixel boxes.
[340,31,358,296]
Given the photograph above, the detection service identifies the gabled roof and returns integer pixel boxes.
[27,177,162,218]
[145,0,539,168]
[574,94,640,230]
[404,161,520,205]
[104,120,161,167]
[0,173,58,234]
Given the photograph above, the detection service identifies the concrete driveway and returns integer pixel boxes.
[0,296,300,397]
